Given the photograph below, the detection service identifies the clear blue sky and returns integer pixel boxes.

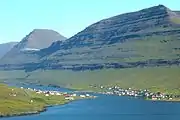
[0,0,179,43]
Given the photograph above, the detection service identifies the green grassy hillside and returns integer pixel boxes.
[0,66,180,94]
[0,84,69,117]
[47,35,180,64]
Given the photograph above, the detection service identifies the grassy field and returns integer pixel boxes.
[0,66,180,94]
[0,84,69,117]
[171,17,180,24]
[28,66,180,94]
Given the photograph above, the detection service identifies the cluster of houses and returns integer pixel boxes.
[10,85,177,102]
[97,85,175,100]
[24,87,93,100]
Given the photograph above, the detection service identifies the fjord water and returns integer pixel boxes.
[1,94,180,120]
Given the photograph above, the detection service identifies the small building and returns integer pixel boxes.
[64,94,70,97]
[152,96,157,100]
[80,95,86,98]
[72,94,77,97]
[50,92,55,95]
[65,97,74,100]
[56,93,62,96]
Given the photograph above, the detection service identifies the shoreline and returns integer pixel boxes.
[0,95,97,118]
[0,108,46,118]
[0,100,72,118]
[0,89,96,118]
[0,92,179,118]
[1,83,179,118]
[0,97,96,118]
[145,98,180,102]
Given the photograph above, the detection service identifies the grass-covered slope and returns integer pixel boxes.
[0,66,180,95]
[27,66,180,93]
[0,84,69,117]
[44,35,180,65]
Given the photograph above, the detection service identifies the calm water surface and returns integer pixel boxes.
[1,93,180,120]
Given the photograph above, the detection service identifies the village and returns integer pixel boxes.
[92,85,177,101]
[10,85,178,102]
[18,87,96,101]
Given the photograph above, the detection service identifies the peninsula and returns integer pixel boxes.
[0,84,93,117]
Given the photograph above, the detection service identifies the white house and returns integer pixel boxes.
[65,97,74,100]
[80,95,86,98]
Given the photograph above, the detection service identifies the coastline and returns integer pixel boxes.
[0,91,179,118]
[145,98,180,102]
[1,82,179,118]
[0,97,75,118]
[0,97,97,118]
[0,83,97,118]
[0,107,46,118]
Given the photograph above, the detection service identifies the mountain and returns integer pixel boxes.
[0,42,18,59]
[0,29,66,65]
[0,5,180,92]
[16,29,66,50]
[1,5,180,70]
[38,5,180,70]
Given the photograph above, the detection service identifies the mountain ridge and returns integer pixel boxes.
[1,5,180,71]
[37,5,180,69]
[43,5,180,53]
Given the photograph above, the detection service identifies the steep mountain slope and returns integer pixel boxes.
[0,42,18,59]
[39,5,180,70]
[0,29,66,65]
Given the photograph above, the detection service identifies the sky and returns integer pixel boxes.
[0,0,179,43]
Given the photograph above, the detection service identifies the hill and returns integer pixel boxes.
[0,42,18,59]
[0,29,66,65]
